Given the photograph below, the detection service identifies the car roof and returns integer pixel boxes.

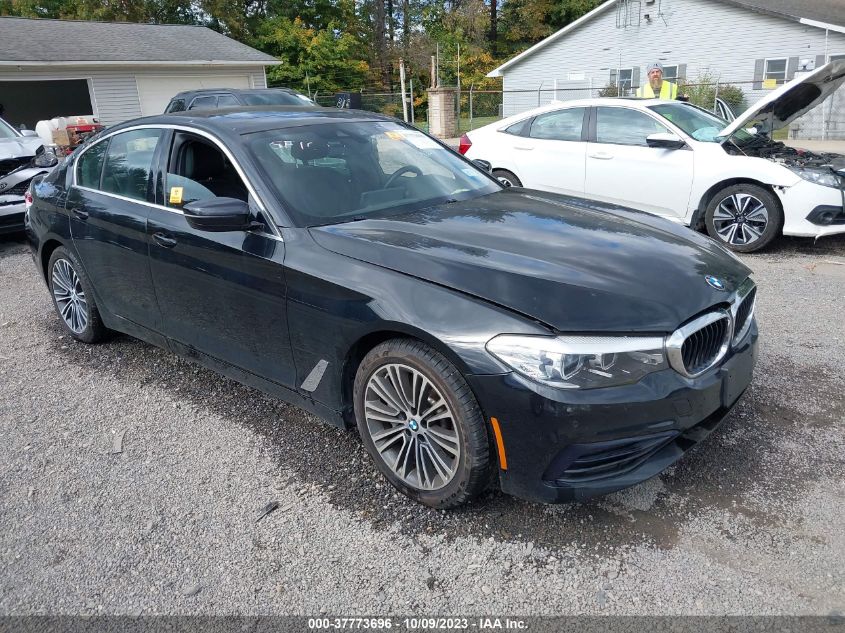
[111,105,398,136]
[170,87,299,100]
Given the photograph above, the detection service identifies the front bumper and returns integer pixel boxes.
[467,323,758,503]
[777,179,845,238]
[0,199,26,234]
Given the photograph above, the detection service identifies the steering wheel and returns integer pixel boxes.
[384,165,422,189]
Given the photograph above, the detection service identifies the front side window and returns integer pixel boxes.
[529,108,585,141]
[241,91,315,106]
[217,94,240,107]
[189,96,217,110]
[76,140,108,189]
[764,58,788,85]
[101,129,163,201]
[165,132,248,210]
[247,121,499,227]
[595,107,670,146]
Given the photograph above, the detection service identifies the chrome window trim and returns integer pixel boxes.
[729,277,757,346]
[72,123,282,239]
[666,309,732,378]
[72,190,283,243]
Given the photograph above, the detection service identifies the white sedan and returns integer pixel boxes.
[461,60,845,252]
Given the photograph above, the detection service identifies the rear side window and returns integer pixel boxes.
[529,108,585,141]
[217,94,240,107]
[101,129,164,201]
[76,141,108,189]
[504,119,531,137]
[189,96,217,110]
[165,99,186,113]
[595,107,670,146]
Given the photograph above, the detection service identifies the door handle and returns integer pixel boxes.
[588,152,614,160]
[152,232,177,248]
[70,207,89,220]
[514,145,534,151]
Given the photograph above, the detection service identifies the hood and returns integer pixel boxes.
[0,136,43,161]
[309,190,751,333]
[719,59,845,138]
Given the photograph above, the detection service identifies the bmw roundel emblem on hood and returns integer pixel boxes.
[705,275,727,290]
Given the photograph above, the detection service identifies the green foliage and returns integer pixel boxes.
[597,82,619,98]
[679,72,746,114]
[257,16,370,95]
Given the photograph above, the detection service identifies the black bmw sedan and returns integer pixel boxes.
[25,107,758,508]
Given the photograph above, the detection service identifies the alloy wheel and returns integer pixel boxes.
[52,258,89,334]
[712,193,769,246]
[363,363,461,491]
[497,176,514,187]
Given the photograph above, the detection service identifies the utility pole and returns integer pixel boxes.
[305,71,312,99]
[409,78,415,124]
[399,59,409,122]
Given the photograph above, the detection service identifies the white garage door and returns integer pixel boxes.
[136,75,252,116]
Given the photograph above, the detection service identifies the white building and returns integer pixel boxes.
[0,17,279,129]
[487,0,845,139]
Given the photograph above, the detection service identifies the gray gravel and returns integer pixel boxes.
[0,233,843,616]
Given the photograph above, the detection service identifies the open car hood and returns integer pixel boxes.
[0,136,43,161]
[719,59,845,138]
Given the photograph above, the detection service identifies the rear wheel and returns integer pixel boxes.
[48,247,107,344]
[353,339,491,508]
[704,184,782,252]
[492,169,522,188]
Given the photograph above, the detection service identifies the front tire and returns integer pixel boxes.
[353,339,491,508]
[492,169,522,188]
[704,184,782,252]
[48,247,107,344]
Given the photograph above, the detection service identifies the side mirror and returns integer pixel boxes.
[20,129,38,137]
[183,197,252,232]
[646,132,686,149]
[472,159,493,173]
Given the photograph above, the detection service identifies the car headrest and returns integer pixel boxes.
[290,140,329,162]
[185,142,226,181]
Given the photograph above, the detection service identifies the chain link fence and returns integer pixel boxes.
[311,78,844,140]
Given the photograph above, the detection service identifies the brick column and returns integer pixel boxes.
[427,87,457,139]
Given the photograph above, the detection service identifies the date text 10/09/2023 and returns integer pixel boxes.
[307,617,528,630]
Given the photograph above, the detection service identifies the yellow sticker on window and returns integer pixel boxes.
[385,131,404,140]
[762,78,778,89]
[169,187,183,205]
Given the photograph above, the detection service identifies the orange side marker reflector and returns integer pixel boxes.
[490,417,508,470]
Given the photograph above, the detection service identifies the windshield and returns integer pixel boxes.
[247,121,500,227]
[241,91,315,106]
[650,102,761,145]
[0,117,20,139]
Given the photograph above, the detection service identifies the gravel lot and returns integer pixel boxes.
[0,232,843,617]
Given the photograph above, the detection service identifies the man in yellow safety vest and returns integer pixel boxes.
[636,62,679,99]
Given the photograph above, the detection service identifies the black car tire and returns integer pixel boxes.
[47,246,107,344]
[353,339,491,508]
[704,184,783,253]
[492,169,522,188]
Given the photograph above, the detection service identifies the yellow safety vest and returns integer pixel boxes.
[636,81,678,99]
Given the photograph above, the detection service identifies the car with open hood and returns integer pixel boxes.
[0,116,59,234]
[462,60,845,252]
[25,106,757,507]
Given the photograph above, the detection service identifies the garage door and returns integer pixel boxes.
[136,75,252,116]
[0,80,94,129]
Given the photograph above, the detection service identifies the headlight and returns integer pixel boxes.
[789,167,840,188]
[486,334,667,390]
[33,147,58,168]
